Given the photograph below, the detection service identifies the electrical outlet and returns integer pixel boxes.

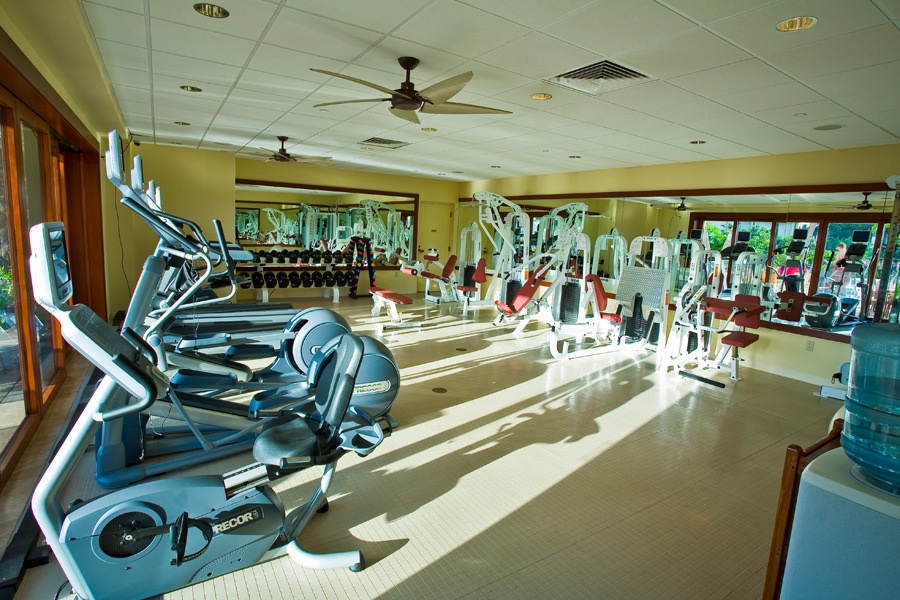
[805,340,815,352]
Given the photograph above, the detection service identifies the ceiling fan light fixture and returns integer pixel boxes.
[491,165,501,169]
[180,85,203,93]
[531,92,553,100]
[193,3,230,18]
[776,16,817,32]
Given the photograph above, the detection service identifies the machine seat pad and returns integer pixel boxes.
[420,272,440,280]
[370,287,413,305]
[599,313,622,323]
[721,331,759,348]
[401,267,418,276]
[253,414,319,466]
[457,285,478,293]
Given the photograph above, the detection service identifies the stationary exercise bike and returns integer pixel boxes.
[30,222,393,599]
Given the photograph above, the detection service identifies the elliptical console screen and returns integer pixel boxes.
[736,231,751,243]
[50,228,71,292]
[793,228,809,240]
[851,230,871,244]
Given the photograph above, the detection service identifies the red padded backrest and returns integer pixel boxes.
[775,291,805,322]
[510,264,549,313]
[473,258,487,284]
[585,274,608,312]
[734,294,761,329]
[442,255,458,278]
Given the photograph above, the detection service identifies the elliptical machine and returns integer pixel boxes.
[30,221,394,599]
[804,229,872,328]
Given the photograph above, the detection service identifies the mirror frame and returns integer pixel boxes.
[235,178,419,262]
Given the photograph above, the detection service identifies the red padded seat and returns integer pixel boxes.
[722,331,759,348]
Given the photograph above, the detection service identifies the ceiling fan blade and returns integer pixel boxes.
[419,71,473,105]
[310,68,398,97]
[389,107,420,124]
[421,101,511,115]
[313,98,390,108]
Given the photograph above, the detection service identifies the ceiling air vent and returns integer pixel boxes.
[359,137,410,149]
[544,60,651,95]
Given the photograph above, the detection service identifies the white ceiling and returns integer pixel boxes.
[73,0,900,183]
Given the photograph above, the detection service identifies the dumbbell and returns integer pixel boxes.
[288,272,301,287]
[322,250,333,264]
[251,271,264,288]
[299,250,311,264]
[312,271,324,287]
[323,271,336,287]
[345,271,359,287]
[276,272,289,288]
[342,250,353,265]
[300,271,313,288]
[334,271,347,287]
[288,250,301,263]
[252,251,262,263]
[276,250,287,264]
[310,249,322,264]
[264,272,277,288]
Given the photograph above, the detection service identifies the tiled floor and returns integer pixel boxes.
[8,294,841,599]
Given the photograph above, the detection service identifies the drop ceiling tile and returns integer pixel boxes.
[149,0,278,40]
[96,39,148,71]
[237,70,319,100]
[714,81,826,112]
[153,89,223,113]
[613,28,749,79]
[731,128,827,154]
[490,131,574,151]
[661,0,779,24]
[480,32,604,79]
[393,0,529,59]
[84,0,144,14]
[544,0,697,56]
[217,101,284,122]
[456,0,595,28]
[151,51,241,87]
[649,99,739,124]
[427,62,531,98]
[248,44,345,81]
[627,123,707,141]
[264,7,385,61]
[600,81,703,111]
[276,111,341,129]
[752,100,853,126]
[802,60,900,99]
[212,112,279,131]
[765,24,900,79]
[152,105,215,126]
[83,3,147,46]
[592,109,676,131]
[502,110,580,131]
[549,123,620,139]
[112,84,151,103]
[493,82,589,109]
[669,59,792,98]
[865,109,900,137]
[588,132,652,147]
[106,65,150,89]
[710,0,889,56]
[149,19,256,67]
[284,0,432,32]
[153,74,230,102]
[227,89,299,113]
[781,114,899,140]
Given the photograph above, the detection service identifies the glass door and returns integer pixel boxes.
[0,106,25,456]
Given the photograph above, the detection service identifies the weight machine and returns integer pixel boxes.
[472,191,531,307]
[591,227,628,294]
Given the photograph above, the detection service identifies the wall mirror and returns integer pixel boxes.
[235,179,418,265]
[458,183,896,338]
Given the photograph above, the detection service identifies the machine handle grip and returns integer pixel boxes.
[99,354,159,421]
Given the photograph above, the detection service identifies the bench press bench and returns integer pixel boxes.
[370,287,421,329]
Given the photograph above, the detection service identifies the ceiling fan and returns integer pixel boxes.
[310,57,512,124]
[841,192,874,211]
[254,136,332,165]
[675,197,688,212]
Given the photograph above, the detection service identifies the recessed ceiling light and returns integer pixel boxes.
[793,112,807,117]
[437,172,446,175]
[690,140,706,144]
[421,127,437,132]
[531,92,553,100]
[180,85,203,92]
[569,155,581,159]
[813,124,845,131]
[360,146,373,150]
[776,16,817,32]
[452,171,464,174]
[491,165,501,168]
[542,149,550,153]
[175,121,190,126]
[193,3,230,18]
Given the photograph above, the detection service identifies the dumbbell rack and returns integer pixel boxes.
[238,247,360,303]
